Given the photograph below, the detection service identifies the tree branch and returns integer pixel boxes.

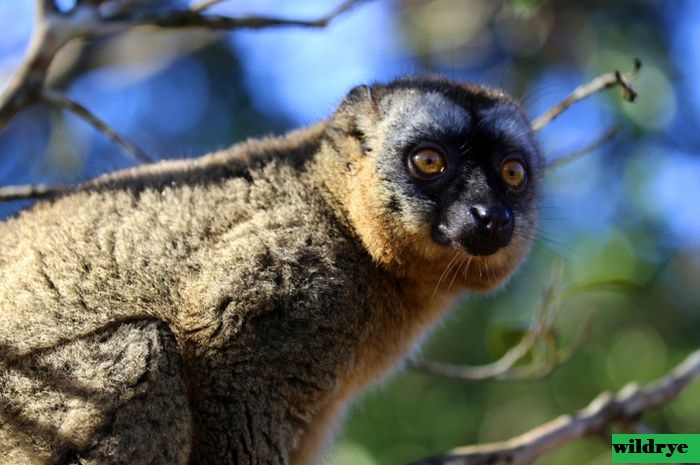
[408,348,700,465]
[411,263,593,382]
[412,263,567,381]
[0,0,79,130]
[0,183,71,202]
[0,0,366,160]
[40,89,151,163]
[546,124,621,170]
[531,58,641,131]
[190,0,226,13]
[110,0,367,31]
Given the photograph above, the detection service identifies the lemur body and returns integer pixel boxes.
[0,78,542,465]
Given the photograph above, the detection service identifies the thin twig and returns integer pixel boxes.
[109,0,367,31]
[410,263,588,382]
[0,0,367,202]
[0,0,76,130]
[546,124,621,170]
[40,89,151,163]
[190,0,229,13]
[407,348,700,465]
[503,311,594,381]
[531,58,641,131]
[410,332,544,381]
[0,0,366,140]
[0,184,71,202]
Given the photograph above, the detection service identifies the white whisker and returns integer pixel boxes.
[448,257,465,291]
[432,250,460,299]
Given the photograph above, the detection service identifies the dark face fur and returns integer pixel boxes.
[330,77,543,291]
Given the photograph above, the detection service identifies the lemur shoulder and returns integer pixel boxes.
[0,76,543,465]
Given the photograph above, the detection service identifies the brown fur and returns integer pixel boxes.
[0,78,540,464]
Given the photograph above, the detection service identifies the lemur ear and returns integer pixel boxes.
[344,84,373,105]
[330,84,378,156]
[338,84,381,114]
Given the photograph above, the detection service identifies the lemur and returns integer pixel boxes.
[0,76,542,465]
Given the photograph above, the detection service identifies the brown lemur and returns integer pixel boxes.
[0,76,543,465]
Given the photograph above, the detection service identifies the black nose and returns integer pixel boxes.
[431,204,515,256]
[470,205,513,237]
[461,205,514,255]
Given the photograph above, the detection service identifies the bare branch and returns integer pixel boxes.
[0,0,366,137]
[0,0,368,201]
[0,0,74,129]
[531,58,641,131]
[410,262,592,382]
[0,184,71,202]
[410,335,542,381]
[108,0,367,31]
[40,89,151,163]
[190,0,227,13]
[546,124,621,170]
[408,348,700,465]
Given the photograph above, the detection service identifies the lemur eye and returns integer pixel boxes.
[500,159,527,191]
[408,147,447,180]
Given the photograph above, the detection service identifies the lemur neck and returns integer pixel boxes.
[344,275,460,396]
[303,127,365,239]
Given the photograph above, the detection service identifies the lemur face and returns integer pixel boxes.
[337,77,543,290]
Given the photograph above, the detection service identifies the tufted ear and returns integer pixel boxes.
[337,83,384,115]
[328,84,381,157]
[344,84,373,105]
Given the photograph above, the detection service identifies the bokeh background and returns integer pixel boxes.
[1,0,699,464]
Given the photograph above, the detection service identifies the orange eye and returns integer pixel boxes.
[408,148,447,180]
[500,159,527,191]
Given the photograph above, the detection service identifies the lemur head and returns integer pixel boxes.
[323,76,543,292]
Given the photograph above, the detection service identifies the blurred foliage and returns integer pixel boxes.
[0,0,699,464]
